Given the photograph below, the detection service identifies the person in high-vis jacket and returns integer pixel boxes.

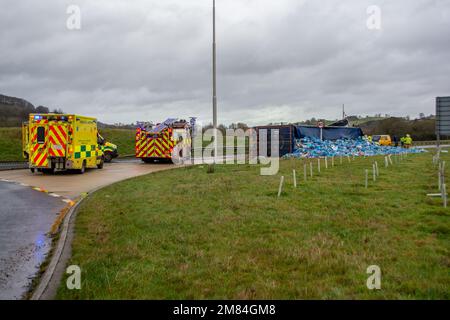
[400,136,406,147]
[404,134,413,149]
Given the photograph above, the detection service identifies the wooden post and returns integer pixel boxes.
[365,169,369,189]
[325,157,328,169]
[347,155,351,163]
[385,156,389,168]
[443,184,448,208]
[304,163,307,182]
[293,170,297,188]
[310,162,313,178]
[373,164,376,182]
[389,155,393,166]
[375,161,379,177]
[318,158,321,173]
[278,176,285,198]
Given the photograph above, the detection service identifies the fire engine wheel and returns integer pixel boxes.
[104,152,113,163]
[142,158,154,164]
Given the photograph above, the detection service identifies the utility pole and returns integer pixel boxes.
[342,104,346,120]
[212,0,218,159]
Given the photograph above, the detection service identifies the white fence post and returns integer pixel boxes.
[278,176,285,198]
[365,169,369,189]
[293,170,297,188]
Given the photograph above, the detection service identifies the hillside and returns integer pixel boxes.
[98,128,136,156]
[0,94,53,127]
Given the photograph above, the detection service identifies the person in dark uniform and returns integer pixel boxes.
[392,135,399,147]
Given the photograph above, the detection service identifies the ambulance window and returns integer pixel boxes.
[37,127,45,144]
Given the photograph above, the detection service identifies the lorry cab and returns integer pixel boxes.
[372,135,392,146]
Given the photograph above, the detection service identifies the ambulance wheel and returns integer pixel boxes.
[42,168,55,174]
[97,159,104,169]
[104,152,113,163]
[78,161,86,174]
[30,168,35,174]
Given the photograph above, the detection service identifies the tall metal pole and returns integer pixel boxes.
[212,0,218,158]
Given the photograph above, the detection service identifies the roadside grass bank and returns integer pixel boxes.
[57,152,449,299]
[0,127,22,161]
[98,128,135,157]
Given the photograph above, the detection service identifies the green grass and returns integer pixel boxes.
[0,127,135,161]
[0,127,23,161]
[56,152,449,299]
[98,128,135,156]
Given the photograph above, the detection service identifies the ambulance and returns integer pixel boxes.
[23,114,105,174]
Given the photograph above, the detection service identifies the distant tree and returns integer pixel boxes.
[52,108,64,114]
[229,122,249,130]
[36,105,49,113]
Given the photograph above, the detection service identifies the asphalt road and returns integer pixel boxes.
[0,181,66,300]
[0,161,176,300]
[0,161,174,199]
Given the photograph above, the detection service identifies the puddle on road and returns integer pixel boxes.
[0,232,52,300]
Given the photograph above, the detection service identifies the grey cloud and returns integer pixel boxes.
[0,0,449,126]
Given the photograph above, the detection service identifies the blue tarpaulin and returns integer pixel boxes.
[295,126,363,140]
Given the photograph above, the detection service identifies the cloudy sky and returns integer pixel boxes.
[1,0,449,125]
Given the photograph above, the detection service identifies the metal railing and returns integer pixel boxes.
[413,140,450,146]
[0,161,28,171]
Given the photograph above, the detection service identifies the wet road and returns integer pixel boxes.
[0,182,66,300]
[0,161,176,300]
[0,161,174,199]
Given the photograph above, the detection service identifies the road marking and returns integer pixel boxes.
[48,193,61,198]
[62,199,75,206]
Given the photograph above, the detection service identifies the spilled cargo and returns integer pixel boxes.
[283,137,425,159]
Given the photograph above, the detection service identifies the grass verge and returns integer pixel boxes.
[0,127,22,161]
[57,152,449,299]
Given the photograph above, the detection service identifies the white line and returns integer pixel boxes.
[48,193,61,198]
